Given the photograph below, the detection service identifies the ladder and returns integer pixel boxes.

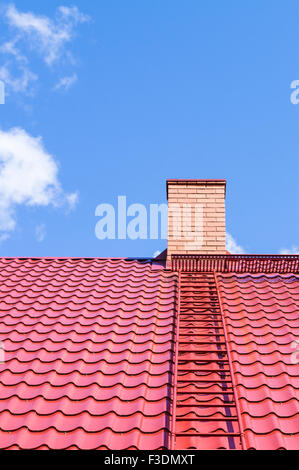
[171,272,243,450]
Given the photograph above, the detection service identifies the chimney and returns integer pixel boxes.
[166,179,226,267]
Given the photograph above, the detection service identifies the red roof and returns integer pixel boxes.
[0,258,177,450]
[0,255,298,450]
[217,273,299,450]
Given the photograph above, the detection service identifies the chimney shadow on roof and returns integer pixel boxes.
[124,249,167,269]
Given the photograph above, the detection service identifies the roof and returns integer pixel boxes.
[0,255,298,450]
[217,273,299,450]
[0,258,177,450]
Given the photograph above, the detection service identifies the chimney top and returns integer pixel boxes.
[166,179,226,198]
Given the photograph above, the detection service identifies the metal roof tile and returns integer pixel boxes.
[217,273,299,450]
[1,256,298,450]
[0,258,177,450]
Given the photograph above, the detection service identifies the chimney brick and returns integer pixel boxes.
[166,179,226,266]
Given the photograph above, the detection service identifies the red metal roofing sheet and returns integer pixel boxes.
[217,273,299,450]
[0,258,177,450]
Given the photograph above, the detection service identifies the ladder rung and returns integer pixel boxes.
[181,295,218,298]
[178,359,228,363]
[181,309,221,320]
[181,278,215,280]
[180,303,219,305]
[177,403,237,408]
[181,295,218,297]
[181,302,218,304]
[178,335,224,338]
[177,379,232,383]
[179,328,224,331]
[181,299,218,302]
[181,292,217,294]
[178,349,227,354]
[177,391,235,395]
[179,333,225,336]
[181,280,215,283]
[180,314,222,318]
[181,289,217,292]
[180,304,219,307]
[177,369,230,373]
[176,417,238,422]
[181,296,217,299]
[179,313,221,320]
[181,305,219,307]
[180,311,221,314]
[179,322,223,325]
[175,432,241,437]
[178,341,226,345]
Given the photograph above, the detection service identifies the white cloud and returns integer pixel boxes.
[0,38,27,63]
[66,191,79,211]
[0,127,78,238]
[0,4,89,94]
[54,73,77,91]
[58,6,90,24]
[279,246,299,255]
[5,4,90,66]
[226,232,246,254]
[35,223,46,242]
[0,63,37,93]
[0,233,10,244]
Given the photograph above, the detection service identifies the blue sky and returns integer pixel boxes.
[0,0,298,258]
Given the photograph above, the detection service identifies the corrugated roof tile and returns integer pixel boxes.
[217,273,299,450]
[0,258,177,450]
[1,257,298,450]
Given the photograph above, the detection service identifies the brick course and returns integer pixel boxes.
[167,180,226,265]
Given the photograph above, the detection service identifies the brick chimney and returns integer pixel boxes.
[166,179,226,267]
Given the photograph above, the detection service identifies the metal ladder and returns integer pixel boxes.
[171,272,243,450]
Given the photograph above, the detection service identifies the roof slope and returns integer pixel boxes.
[217,273,299,450]
[0,258,177,450]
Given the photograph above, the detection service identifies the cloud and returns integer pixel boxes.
[58,6,90,24]
[5,4,90,66]
[226,232,246,254]
[65,192,79,211]
[0,233,10,244]
[54,73,77,91]
[0,38,27,63]
[0,63,37,94]
[0,4,89,94]
[279,246,299,255]
[0,127,78,238]
[35,223,46,242]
